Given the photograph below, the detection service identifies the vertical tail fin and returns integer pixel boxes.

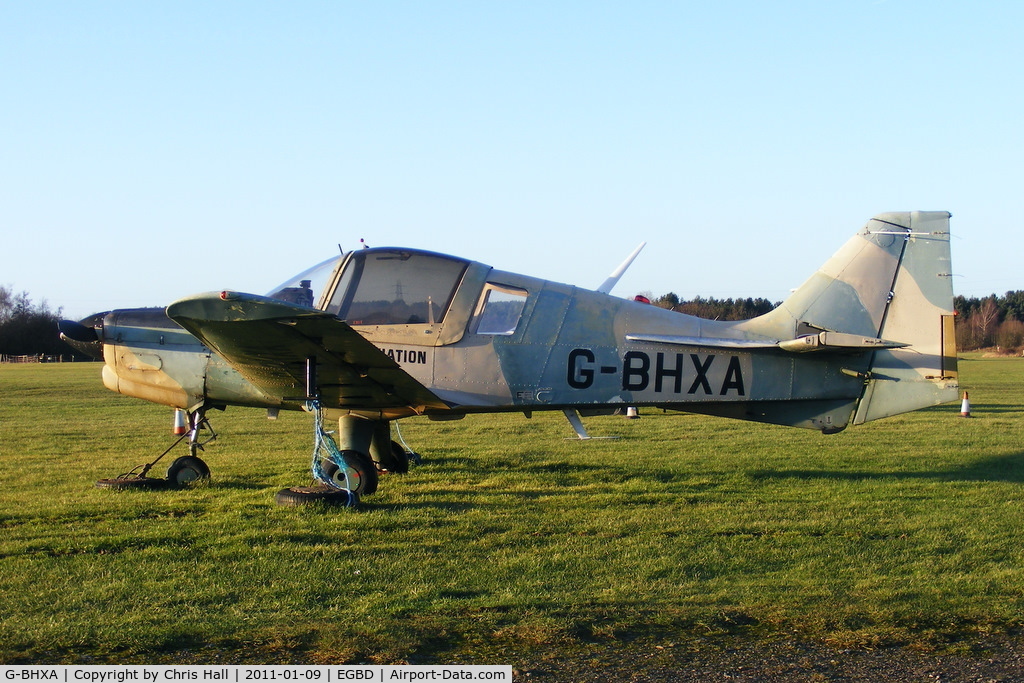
[774,214,919,338]
[756,211,959,424]
[852,212,958,423]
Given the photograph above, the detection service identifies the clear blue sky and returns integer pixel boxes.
[2,1,1021,320]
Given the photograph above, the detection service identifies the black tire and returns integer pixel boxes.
[96,476,169,490]
[166,456,211,486]
[318,450,379,496]
[275,485,359,508]
[374,440,410,474]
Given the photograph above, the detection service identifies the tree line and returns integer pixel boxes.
[953,292,1024,352]
[644,293,780,320]
[643,292,778,321]
[646,291,1024,353]
[0,286,77,359]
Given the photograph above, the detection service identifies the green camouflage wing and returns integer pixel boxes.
[166,291,450,414]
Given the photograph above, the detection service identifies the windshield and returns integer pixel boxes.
[265,256,342,308]
[326,249,468,325]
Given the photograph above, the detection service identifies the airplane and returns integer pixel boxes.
[59,211,959,506]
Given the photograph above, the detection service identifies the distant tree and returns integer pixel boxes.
[654,292,679,310]
[970,297,1000,349]
[995,319,1024,351]
[1002,291,1024,323]
[0,286,69,358]
[0,286,12,322]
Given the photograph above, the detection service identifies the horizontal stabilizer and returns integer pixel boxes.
[626,332,906,354]
[777,331,908,353]
[625,333,778,349]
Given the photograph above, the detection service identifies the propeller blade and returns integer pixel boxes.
[58,319,99,343]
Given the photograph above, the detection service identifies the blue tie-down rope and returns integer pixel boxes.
[308,401,358,507]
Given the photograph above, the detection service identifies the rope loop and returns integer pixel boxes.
[308,400,352,492]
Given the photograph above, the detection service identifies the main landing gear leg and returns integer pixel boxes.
[275,412,379,508]
[325,415,379,496]
[370,421,411,474]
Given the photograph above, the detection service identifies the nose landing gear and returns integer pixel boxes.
[166,454,212,486]
[95,406,216,490]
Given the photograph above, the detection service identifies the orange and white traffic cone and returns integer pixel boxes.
[173,408,188,435]
[960,391,971,418]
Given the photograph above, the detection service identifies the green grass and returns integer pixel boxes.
[2,356,1024,664]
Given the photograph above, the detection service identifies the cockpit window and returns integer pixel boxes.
[326,250,468,325]
[266,256,341,308]
[474,284,528,335]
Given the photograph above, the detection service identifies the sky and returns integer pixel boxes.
[2,1,1022,320]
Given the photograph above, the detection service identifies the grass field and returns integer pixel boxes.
[2,357,1024,665]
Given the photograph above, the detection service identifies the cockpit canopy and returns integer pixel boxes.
[324,249,469,326]
[265,256,341,308]
[266,247,498,347]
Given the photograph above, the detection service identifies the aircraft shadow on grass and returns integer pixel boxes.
[963,403,1024,415]
[747,451,1024,484]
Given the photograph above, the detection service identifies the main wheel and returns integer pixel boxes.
[373,440,410,474]
[166,456,211,486]
[318,450,378,496]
